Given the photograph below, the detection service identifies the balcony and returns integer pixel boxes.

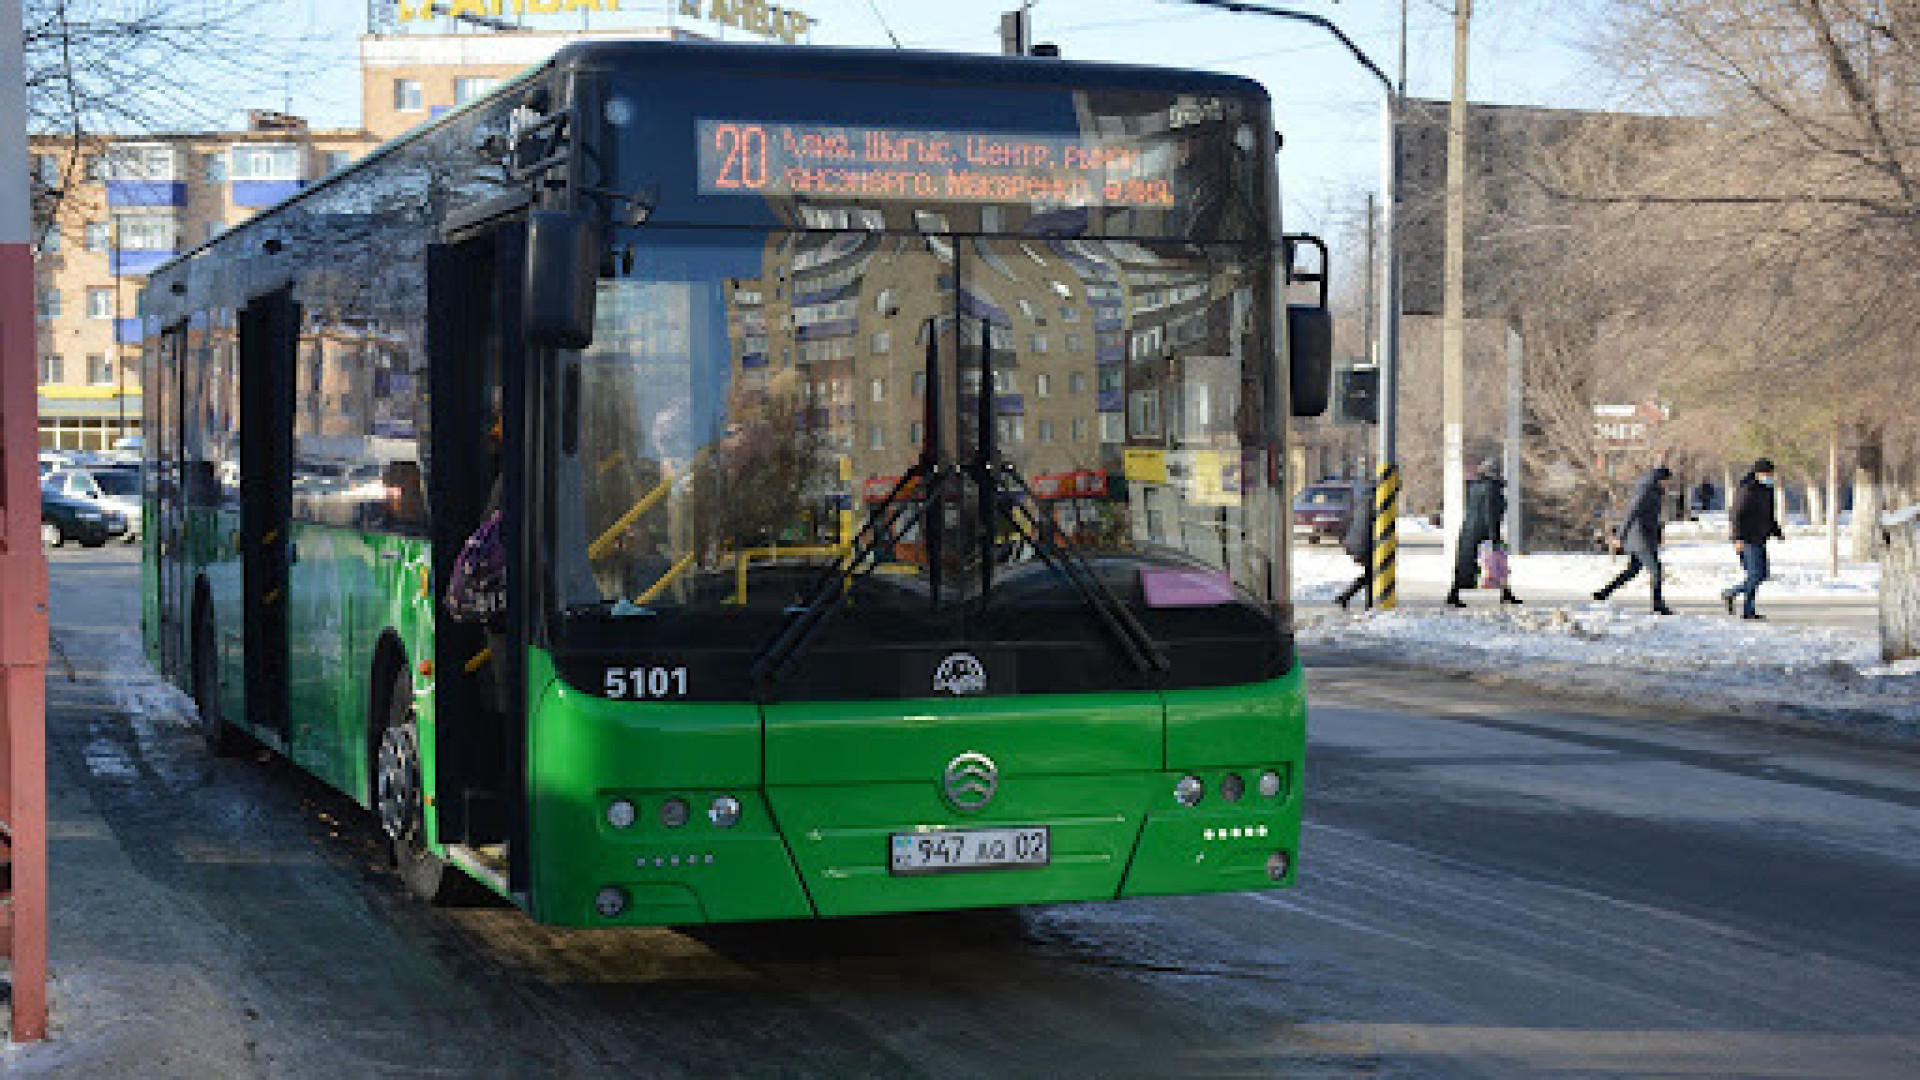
[231,180,302,207]
[106,181,187,208]
[111,250,174,277]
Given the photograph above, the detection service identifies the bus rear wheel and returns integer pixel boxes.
[376,668,476,904]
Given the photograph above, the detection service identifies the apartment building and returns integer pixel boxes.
[30,25,688,452]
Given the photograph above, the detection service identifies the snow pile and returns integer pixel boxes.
[1293,535,1880,604]
[1299,604,1919,734]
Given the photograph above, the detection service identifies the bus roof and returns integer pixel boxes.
[145,40,1269,283]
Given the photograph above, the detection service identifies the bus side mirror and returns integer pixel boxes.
[1288,304,1333,417]
[525,209,601,351]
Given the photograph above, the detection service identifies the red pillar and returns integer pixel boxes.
[0,0,51,1043]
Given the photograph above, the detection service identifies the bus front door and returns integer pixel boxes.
[238,289,298,741]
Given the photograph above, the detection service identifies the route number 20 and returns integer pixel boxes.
[603,667,689,699]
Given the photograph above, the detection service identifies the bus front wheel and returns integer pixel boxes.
[376,667,473,904]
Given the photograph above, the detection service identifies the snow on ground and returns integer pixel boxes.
[1293,526,1880,605]
[1294,527,1917,734]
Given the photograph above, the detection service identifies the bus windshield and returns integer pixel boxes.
[551,226,1287,688]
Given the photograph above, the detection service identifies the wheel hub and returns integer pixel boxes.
[376,724,422,844]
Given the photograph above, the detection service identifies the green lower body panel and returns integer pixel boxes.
[524,656,1307,927]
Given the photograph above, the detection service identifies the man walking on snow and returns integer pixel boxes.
[1722,457,1783,621]
[1594,466,1674,614]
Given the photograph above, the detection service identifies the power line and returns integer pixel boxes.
[863,0,903,48]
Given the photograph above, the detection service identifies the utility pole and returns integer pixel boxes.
[0,0,52,1042]
[1442,0,1471,568]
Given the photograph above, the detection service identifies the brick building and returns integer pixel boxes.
[30,25,688,452]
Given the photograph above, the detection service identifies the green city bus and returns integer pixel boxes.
[141,40,1333,926]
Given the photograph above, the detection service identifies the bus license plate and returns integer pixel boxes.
[890,827,1050,874]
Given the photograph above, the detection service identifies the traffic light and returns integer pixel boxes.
[1336,365,1379,425]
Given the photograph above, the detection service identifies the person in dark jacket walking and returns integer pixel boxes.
[1446,459,1520,608]
[1335,482,1376,609]
[1594,466,1674,614]
[1722,457,1783,620]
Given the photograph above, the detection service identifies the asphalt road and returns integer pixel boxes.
[18,545,1920,1078]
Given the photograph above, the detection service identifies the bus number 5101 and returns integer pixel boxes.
[604,666,689,699]
[712,124,769,189]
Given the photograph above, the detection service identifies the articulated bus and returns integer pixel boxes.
[141,41,1333,925]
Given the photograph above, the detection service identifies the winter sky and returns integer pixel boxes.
[212,0,1612,233]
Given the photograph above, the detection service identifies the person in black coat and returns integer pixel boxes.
[1446,459,1520,607]
[1335,483,1375,609]
[1594,466,1674,614]
[1721,457,1783,620]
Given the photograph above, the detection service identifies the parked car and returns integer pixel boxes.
[1292,482,1357,544]
[45,466,142,542]
[41,488,116,548]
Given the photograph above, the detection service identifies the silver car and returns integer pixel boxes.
[45,466,142,543]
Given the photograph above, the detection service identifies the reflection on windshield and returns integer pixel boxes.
[555,228,1283,641]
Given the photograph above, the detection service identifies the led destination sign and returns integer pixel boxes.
[697,121,1182,207]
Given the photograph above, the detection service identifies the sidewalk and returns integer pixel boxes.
[1294,528,1919,739]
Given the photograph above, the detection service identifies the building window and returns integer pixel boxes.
[1072,417,1088,442]
[31,153,58,187]
[911,370,925,398]
[36,288,59,320]
[1129,389,1161,437]
[1061,305,1080,322]
[1038,418,1055,444]
[871,329,891,354]
[1067,333,1083,353]
[455,77,501,105]
[116,212,179,251]
[87,288,114,319]
[84,155,106,181]
[38,227,60,254]
[1070,371,1088,395]
[203,152,227,183]
[39,355,62,383]
[996,416,1024,444]
[870,378,885,403]
[87,354,113,385]
[992,370,1017,393]
[393,79,424,112]
[1036,373,1052,397]
[867,424,885,450]
[228,143,300,182]
[105,143,176,183]
[1031,333,1048,354]
[909,421,923,445]
[1099,412,1125,443]
[84,222,108,251]
[323,150,351,175]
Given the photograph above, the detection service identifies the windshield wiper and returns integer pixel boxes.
[969,321,1168,680]
[753,321,952,697]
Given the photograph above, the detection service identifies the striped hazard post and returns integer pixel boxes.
[1370,463,1400,610]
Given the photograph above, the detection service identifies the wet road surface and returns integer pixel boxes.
[23,545,1920,1078]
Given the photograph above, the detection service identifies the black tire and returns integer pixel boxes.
[82,535,107,548]
[192,603,238,756]
[375,667,479,905]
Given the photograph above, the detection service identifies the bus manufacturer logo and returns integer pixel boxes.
[933,652,987,696]
[943,752,998,813]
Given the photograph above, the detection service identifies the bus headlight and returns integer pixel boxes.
[595,887,628,918]
[1258,770,1283,799]
[708,796,741,828]
[659,798,690,829]
[1221,773,1245,802]
[1175,775,1204,807]
[607,799,637,829]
